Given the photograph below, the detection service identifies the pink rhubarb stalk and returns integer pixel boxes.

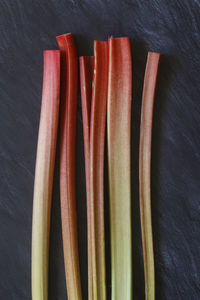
[56,33,82,300]
[139,52,161,300]
[79,56,94,299]
[31,50,60,300]
[107,37,132,300]
[89,41,108,300]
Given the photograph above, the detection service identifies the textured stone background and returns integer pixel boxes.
[0,1,200,299]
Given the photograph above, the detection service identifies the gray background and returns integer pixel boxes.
[0,0,200,299]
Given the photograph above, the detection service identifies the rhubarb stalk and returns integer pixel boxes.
[107,37,132,300]
[89,41,108,299]
[139,52,161,300]
[56,33,82,300]
[79,56,94,299]
[31,50,60,300]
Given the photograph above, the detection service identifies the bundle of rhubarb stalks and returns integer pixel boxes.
[31,33,161,300]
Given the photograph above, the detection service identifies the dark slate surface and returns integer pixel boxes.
[0,0,200,299]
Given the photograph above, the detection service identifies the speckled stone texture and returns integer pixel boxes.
[0,1,200,299]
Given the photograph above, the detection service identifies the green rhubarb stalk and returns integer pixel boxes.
[107,37,132,300]
[89,41,108,300]
[56,33,82,300]
[31,50,60,300]
[139,52,161,300]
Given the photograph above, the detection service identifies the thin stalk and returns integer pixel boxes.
[89,41,108,300]
[139,52,161,300]
[107,37,132,300]
[31,50,60,300]
[56,33,82,300]
[79,56,94,300]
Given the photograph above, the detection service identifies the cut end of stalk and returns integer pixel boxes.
[56,32,72,38]
[43,49,60,55]
[56,33,75,50]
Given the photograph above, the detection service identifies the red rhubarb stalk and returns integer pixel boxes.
[89,41,108,300]
[107,37,132,300]
[139,52,161,300]
[79,56,94,299]
[56,33,82,300]
[31,50,60,300]
[79,56,94,201]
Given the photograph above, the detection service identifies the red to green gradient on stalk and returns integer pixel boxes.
[31,50,60,300]
[107,37,132,300]
[57,33,82,300]
[79,56,94,299]
[139,52,161,300]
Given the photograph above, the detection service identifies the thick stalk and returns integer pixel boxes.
[56,33,82,300]
[107,37,132,300]
[79,56,94,300]
[31,50,60,300]
[139,52,161,300]
[90,41,108,300]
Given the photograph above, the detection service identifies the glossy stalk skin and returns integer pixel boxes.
[139,52,161,300]
[89,41,108,300]
[107,37,132,300]
[56,33,82,300]
[79,56,94,300]
[31,50,60,300]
